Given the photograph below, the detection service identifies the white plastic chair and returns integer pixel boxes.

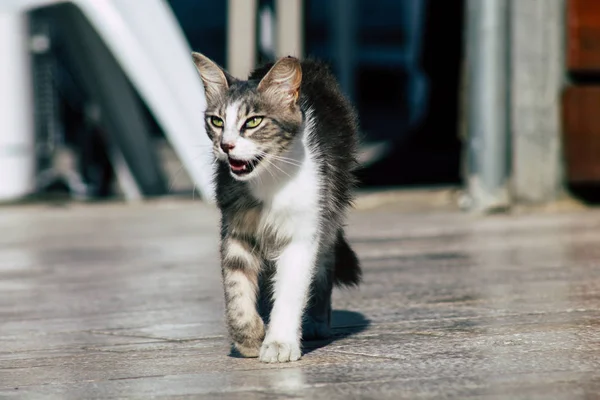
[0,0,215,202]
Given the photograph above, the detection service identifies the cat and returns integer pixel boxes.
[192,52,361,363]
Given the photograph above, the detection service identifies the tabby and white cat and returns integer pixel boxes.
[192,52,361,363]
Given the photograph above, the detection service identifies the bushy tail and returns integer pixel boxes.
[333,230,362,287]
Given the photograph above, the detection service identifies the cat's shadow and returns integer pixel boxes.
[302,309,370,354]
[228,310,370,358]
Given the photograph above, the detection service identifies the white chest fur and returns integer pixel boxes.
[249,119,320,244]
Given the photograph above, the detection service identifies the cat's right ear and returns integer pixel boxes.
[192,52,233,102]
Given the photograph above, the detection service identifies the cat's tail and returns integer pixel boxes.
[333,230,362,287]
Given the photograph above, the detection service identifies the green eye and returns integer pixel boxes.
[210,116,223,127]
[244,116,263,129]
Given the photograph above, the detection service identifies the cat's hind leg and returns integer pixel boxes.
[303,231,361,340]
[302,253,334,340]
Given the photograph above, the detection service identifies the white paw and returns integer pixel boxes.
[259,340,302,363]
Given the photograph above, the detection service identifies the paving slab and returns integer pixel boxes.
[1,196,600,399]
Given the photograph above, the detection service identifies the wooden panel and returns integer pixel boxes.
[562,86,600,183]
[567,0,600,72]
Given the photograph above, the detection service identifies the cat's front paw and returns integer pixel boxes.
[230,317,265,358]
[259,340,301,363]
[233,338,263,358]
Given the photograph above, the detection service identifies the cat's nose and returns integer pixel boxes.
[220,142,235,153]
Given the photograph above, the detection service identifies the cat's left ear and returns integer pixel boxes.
[257,56,302,108]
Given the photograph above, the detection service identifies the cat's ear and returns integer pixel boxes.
[257,56,302,108]
[192,52,233,101]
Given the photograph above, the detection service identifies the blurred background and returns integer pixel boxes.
[0,0,591,212]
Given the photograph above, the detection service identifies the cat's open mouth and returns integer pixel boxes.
[228,155,264,176]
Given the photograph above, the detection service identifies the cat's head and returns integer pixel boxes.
[192,52,303,181]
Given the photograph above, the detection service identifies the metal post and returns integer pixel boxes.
[464,0,511,212]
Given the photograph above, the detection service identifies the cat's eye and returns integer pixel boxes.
[210,116,224,128]
[244,116,263,129]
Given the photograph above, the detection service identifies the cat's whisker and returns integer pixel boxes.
[256,151,302,167]
[261,158,278,181]
[182,153,217,200]
[263,157,292,179]
[272,158,302,168]
[270,152,302,161]
[168,163,187,194]
[267,153,302,164]
[168,150,216,195]
[266,157,302,168]
[256,152,303,170]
